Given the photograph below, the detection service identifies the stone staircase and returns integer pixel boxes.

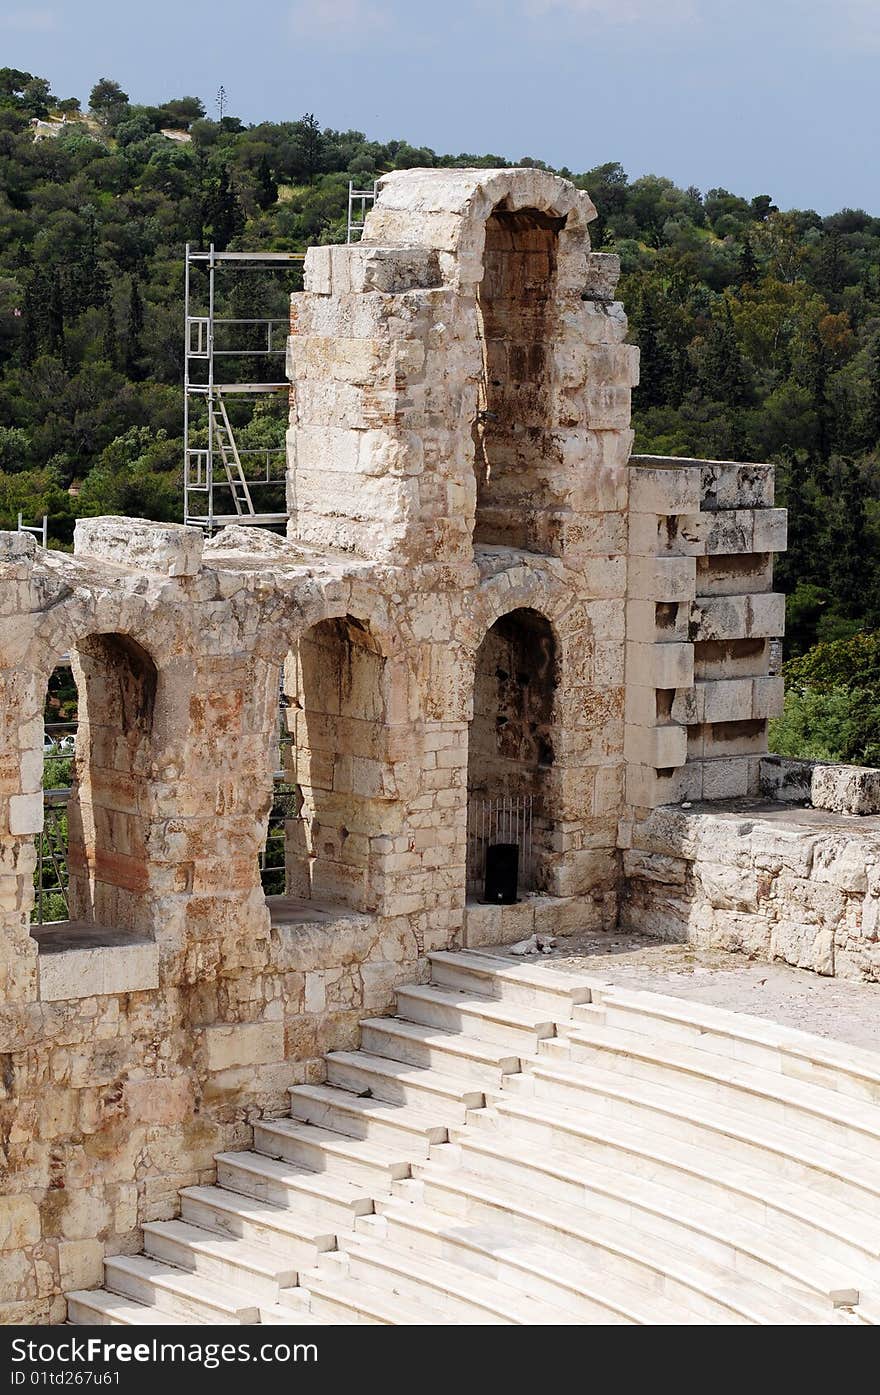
[67,951,880,1325]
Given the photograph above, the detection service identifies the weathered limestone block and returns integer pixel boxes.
[203,1021,285,1071]
[628,462,702,515]
[0,531,38,561]
[74,517,203,576]
[56,1239,103,1292]
[691,593,786,642]
[761,755,880,815]
[36,937,159,1002]
[811,764,880,816]
[8,793,42,835]
[0,1196,41,1250]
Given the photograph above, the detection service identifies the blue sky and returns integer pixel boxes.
[1,0,877,213]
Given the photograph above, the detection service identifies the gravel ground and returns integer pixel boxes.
[489,930,880,1053]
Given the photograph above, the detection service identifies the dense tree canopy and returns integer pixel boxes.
[3,74,880,754]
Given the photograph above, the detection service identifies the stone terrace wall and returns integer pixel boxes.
[621,801,880,982]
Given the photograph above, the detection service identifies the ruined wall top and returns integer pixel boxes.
[360,167,597,266]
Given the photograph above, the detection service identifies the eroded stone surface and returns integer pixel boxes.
[623,800,880,984]
[0,168,807,1323]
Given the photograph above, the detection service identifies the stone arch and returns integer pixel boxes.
[263,601,416,917]
[28,627,162,941]
[363,168,595,277]
[463,566,570,666]
[466,603,562,899]
[363,169,598,557]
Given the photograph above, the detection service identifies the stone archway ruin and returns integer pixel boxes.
[467,607,558,897]
[0,166,795,1323]
[473,206,565,551]
[275,614,399,915]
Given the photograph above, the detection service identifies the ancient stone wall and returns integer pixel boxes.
[0,168,801,1323]
[624,456,787,810]
[0,522,624,1319]
[621,802,880,983]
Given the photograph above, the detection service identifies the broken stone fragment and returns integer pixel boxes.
[74,517,203,576]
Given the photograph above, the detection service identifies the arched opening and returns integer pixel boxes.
[264,615,394,920]
[467,607,558,901]
[473,205,565,552]
[33,662,78,926]
[33,634,158,942]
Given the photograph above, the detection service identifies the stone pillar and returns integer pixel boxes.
[624,457,787,812]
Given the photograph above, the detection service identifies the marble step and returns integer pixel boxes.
[428,950,597,1017]
[359,1016,520,1085]
[441,1130,874,1309]
[584,989,880,1105]
[325,1050,485,1119]
[417,1169,831,1326]
[504,1059,880,1219]
[288,1083,448,1156]
[395,983,556,1051]
[179,1185,335,1267]
[103,1254,259,1325]
[469,1090,880,1274]
[254,1118,411,1191]
[142,1219,297,1305]
[340,1228,568,1324]
[215,1151,374,1231]
[373,1203,694,1325]
[297,1273,452,1325]
[554,1019,880,1157]
[67,1291,189,1326]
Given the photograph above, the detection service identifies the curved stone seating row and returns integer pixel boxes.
[67,951,879,1325]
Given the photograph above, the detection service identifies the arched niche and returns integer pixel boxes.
[266,614,398,916]
[473,205,566,552]
[467,606,558,898]
[64,633,158,937]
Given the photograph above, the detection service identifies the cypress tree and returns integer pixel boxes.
[865,333,880,451]
[738,234,758,287]
[776,450,821,594]
[255,154,278,211]
[828,459,868,619]
[47,268,66,364]
[20,281,38,366]
[125,277,144,377]
[102,300,117,366]
[203,166,242,251]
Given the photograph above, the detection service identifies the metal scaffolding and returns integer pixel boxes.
[18,513,47,546]
[347,180,377,243]
[183,245,304,531]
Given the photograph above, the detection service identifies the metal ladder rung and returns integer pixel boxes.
[210,397,255,517]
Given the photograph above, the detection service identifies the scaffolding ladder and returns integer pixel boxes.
[347,180,377,243]
[211,394,255,517]
[18,513,47,546]
[183,245,304,532]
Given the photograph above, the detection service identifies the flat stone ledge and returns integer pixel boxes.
[761,755,880,816]
[463,893,607,948]
[33,923,158,1001]
[74,517,203,576]
[267,895,372,930]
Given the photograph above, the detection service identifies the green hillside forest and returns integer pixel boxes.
[3,68,880,764]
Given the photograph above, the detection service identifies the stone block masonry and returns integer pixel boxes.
[0,168,799,1323]
[621,800,880,982]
